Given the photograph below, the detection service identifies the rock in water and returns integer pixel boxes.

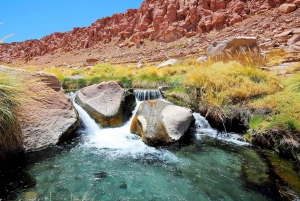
[130,100,194,146]
[206,37,263,56]
[75,81,136,127]
[0,66,79,152]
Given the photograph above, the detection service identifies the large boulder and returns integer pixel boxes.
[0,66,79,154]
[206,37,263,56]
[278,3,296,13]
[130,100,194,146]
[75,81,136,127]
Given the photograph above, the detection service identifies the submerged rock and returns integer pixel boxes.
[130,100,194,146]
[0,66,79,153]
[119,182,128,189]
[75,81,136,127]
[264,150,300,200]
[23,192,38,201]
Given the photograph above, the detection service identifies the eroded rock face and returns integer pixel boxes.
[130,100,194,146]
[75,81,136,127]
[0,0,292,62]
[0,66,79,152]
[206,37,262,56]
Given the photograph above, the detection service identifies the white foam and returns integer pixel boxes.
[73,99,101,135]
[193,113,250,146]
[72,96,177,162]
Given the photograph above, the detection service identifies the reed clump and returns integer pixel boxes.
[0,72,23,158]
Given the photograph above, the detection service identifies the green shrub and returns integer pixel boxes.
[249,115,265,130]
[62,78,87,89]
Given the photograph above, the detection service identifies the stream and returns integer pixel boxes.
[0,90,283,200]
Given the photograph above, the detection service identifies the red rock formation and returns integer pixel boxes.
[0,0,295,63]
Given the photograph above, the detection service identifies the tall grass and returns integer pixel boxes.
[50,63,186,89]
[264,49,291,67]
[209,51,267,68]
[44,67,73,82]
[183,61,280,106]
[0,22,14,43]
[0,72,23,158]
[284,72,300,93]
[286,62,300,74]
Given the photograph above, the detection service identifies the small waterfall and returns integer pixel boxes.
[193,113,249,146]
[73,98,101,135]
[69,92,177,160]
[133,89,163,101]
[69,91,248,161]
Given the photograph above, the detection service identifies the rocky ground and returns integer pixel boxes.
[0,0,300,69]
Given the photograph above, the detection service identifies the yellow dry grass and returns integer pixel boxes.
[44,67,73,82]
[183,61,281,106]
[265,49,291,67]
[286,62,300,74]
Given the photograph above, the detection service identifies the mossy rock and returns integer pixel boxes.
[264,150,300,199]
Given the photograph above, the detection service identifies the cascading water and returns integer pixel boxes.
[73,98,101,135]
[72,91,247,153]
[133,89,163,101]
[72,92,176,160]
[193,113,249,146]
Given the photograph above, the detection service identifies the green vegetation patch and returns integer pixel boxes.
[284,72,300,93]
[249,115,266,130]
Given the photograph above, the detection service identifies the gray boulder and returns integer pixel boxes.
[0,66,79,154]
[75,81,136,127]
[130,100,194,146]
[206,37,263,56]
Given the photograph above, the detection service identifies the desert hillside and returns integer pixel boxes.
[0,0,300,67]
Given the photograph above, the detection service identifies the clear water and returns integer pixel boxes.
[0,95,281,201]
[12,139,278,201]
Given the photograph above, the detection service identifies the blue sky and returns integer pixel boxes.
[1,0,144,43]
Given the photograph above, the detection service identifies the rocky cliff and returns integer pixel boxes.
[0,0,298,64]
